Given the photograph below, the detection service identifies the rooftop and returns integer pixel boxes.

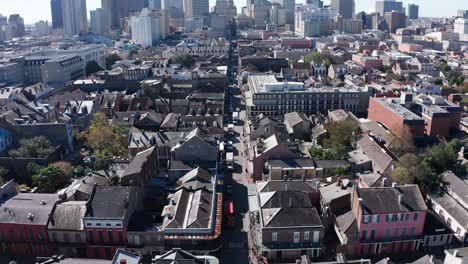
[0,193,57,225]
[357,185,427,214]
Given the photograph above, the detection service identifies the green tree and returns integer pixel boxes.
[141,82,160,99]
[105,53,121,68]
[29,163,71,193]
[85,61,103,76]
[0,166,9,181]
[392,167,415,184]
[9,136,55,158]
[324,120,360,149]
[439,63,451,73]
[81,113,127,170]
[424,142,459,175]
[415,171,446,193]
[173,53,195,68]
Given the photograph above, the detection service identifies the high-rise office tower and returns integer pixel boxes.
[91,8,111,35]
[384,10,406,33]
[407,4,419,20]
[214,0,238,21]
[7,14,25,38]
[457,10,468,19]
[161,0,184,10]
[35,20,51,35]
[454,18,468,35]
[130,8,169,47]
[62,0,88,37]
[102,0,145,28]
[149,0,162,9]
[376,0,403,16]
[330,0,355,19]
[271,0,295,24]
[306,0,323,8]
[50,0,64,29]
[0,15,8,26]
[184,0,209,19]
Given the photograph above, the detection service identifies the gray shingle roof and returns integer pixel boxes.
[357,185,427,214]
[48,201,87,231]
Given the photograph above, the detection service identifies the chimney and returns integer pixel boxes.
[398,194,402,205]
[392,182,397,188]
[454,249,459,257]
[381,177,387,187]
[336,176,342,186]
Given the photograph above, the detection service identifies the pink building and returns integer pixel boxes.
[335,185,427,257]
[398,43,423,53]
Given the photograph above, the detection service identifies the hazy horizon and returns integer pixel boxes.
[0,0,465,24]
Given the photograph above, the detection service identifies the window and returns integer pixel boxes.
[272,232,278,242]
[88,231,94,243]
[363,215,370,224]
[98,231,104,243]
[108,231,113,243]
[385,228,391,238]
[361,230,367,240]
[410,227,416,236]
[413,213,419,221]
[304,231,310,241]
[370,230,376,240]
[372,215,380,224]
[313,231,320,243]
[402,227,407,237]
[405,213,410,221]
[386,214,393,222]
[117,231,123,243]
[293,232,300,243]
[397,213,403,222]
[29,230,34,241]
[393,228,400,238]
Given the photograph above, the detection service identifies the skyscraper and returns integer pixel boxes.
[384,10,406,33]
[407,4,419,20]
[62,0,88,37]
[149,0,162,9]
[271,0,295,24]
[330,0,355,19]
[214,0,238,21]
[50,0,63,29]
[130,8,169,47]
[457,10,468,19]
[102,0,146,28]
[91,8,111,35]
[7,14,25,38]
[184,0,209,19]
[375,0,403,16]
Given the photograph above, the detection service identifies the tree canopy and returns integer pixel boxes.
[304,50,334,66]
[105,53,121,69]
[80,113,127,170]
[9,136,55,158]
[309,120,360,160]
[85,61,103,76]
[172,53,195,68]
[140,82,160,99]
[29,163,71,193]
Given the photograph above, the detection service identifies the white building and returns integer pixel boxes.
[429,172,468,244]
[172,37,229,57]
[90,8,111,35]
[130,8,165,47]
[454,18,468,35]
[62,0,88,37]
[35,20,50,36]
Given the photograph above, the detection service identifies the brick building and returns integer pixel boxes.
[83,186,143,259]
[0,193,58,256]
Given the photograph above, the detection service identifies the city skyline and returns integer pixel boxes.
[0,0,464,24]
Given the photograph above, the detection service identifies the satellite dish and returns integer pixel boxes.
[236,107,240,112]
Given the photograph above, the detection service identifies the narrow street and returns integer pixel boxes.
[219,39,253,264]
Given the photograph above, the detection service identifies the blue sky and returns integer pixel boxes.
[0,0,466,24]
